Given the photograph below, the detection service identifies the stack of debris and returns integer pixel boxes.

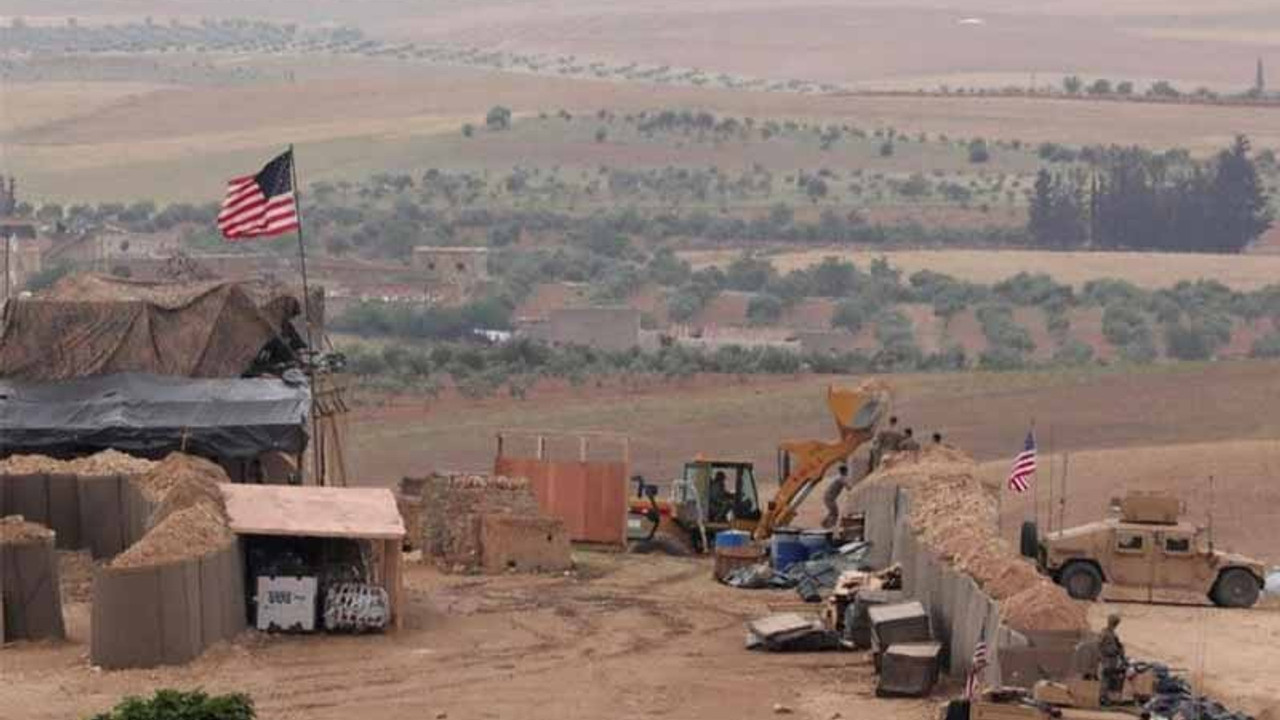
[825,564,902,642]
[722,540,874,599]
[402,473,571,573]
[745,613,843,653]
[868,601,942,698]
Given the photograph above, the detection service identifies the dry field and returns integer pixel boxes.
[682,247,1280,290]
[6,62,1280,202]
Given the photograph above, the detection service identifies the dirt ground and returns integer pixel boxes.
[1,552,938,720]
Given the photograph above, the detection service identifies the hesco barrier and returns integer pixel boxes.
[0,474,152,558]
[850,484,1002,687]
[1,534,66,641]
[91,540,245,670]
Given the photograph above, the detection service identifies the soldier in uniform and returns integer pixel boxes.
[1099,614,1127,703]
[899,427,921,453]
[869,416,903,471]
[821,464,853,528]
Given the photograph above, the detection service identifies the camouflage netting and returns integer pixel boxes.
[0,274,301,381]
[866,446,1089,634]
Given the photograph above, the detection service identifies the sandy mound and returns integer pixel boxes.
[864,445,1089,633]
[438,474,530,490]
[132,452,229,504]
[110,452,234,568]
[0,515,54,544]
[112,504,233,568]
[0,450,157,476]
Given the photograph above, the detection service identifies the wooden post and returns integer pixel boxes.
[579,436,588,462]
[384,538,404,631]
[537,436,546,460]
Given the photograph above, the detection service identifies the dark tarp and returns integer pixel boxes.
[0,372,309,459]
[0,275,302,382]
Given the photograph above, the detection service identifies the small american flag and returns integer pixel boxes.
[217,149,300,240]
[965,636,990,699]
[1007,430,1036,493]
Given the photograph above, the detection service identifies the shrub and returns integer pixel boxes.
[746,294,784,325]
[90,689,255,720]
[1101,305,1150,347]
[725,253,776,292]
[1249,332,1280,358]
[968,139,991,164]
[1164,324,1216,361]
[831,298,870,333]
[1053,339,1095,366]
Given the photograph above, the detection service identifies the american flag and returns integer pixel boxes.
[1007,430,1036,493]
[217,149,300,240]
[965,635,990,699]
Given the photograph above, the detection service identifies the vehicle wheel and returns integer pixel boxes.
[1212,568,1260,608]
[1020,521,1040,560]
[1059,562,1104,601]
[628,535,692,557]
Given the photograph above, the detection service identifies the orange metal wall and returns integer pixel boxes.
[493,457,627,545]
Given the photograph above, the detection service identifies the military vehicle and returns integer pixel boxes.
[1032,491,1266,608]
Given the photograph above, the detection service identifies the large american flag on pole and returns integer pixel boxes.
[1007,430,1036,493]
[217,149,300,240]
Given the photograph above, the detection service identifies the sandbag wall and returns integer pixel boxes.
[91,540,245,669]
[0,473,153,558]
[851,484,1002,687]
[1,531,66,641]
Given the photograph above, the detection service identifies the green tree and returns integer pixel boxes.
[1116,80,1135,95]
[1207,135,1272,253]
[725,253,776,292]
[462,123,474,137]
[746,294,784,325]
[485,105,512,131]
[967,138,991,164]
[1062,75,1083,94]
[831,298,870,333]
[1087,78,1113,95]
[879,140,894,157]
[595,127,607,143]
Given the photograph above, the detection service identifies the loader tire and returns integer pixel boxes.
[1060,561,1103,601]
[1212,568,1260,608]
[628,535,692,557]
[1019,521,1040,560]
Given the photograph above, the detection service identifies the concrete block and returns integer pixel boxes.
[479,515,572,573]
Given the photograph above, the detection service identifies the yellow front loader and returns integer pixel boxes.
[626,381,890,553]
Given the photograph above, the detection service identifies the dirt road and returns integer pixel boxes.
[0,552,936,720]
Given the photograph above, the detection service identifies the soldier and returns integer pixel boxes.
[1099,614,1127,703]
[821,464,852,529]
[869,416,903,471]
[899,427,921,453]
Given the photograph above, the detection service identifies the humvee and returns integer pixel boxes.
[1034,492,1266,608]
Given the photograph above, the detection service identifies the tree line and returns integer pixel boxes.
[1028,136,1273,253]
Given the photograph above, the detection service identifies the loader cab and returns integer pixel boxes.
[681,460,762,528]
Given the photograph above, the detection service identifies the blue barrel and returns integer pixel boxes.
[715,530,750,549]
[771,529,809,571]
[799,529,833,557]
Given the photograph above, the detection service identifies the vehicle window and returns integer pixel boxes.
[1164,536,1191,554]
[1116,533,1146,553]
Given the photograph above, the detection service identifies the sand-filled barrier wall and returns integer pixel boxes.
[850,446,1089,687]
[0,473,153,558]
[91,540,245,669]
[1,517,65,641]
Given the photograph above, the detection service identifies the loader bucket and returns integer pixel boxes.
[828,382,890,434]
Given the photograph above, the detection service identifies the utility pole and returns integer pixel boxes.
[1257,58,1267,96]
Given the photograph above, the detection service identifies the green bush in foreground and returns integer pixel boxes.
[90,689,254,720]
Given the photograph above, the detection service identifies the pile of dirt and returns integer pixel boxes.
[0,450,157,476]
[112,503,233,568]
[439,474,530,490]
[865,445,1088,633]
[110,452,234,568]
[132,452,229,504]
[59,550,97,603]
[0,515,54,544]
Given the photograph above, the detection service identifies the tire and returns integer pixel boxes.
[628,535,692,557]
[1059,561,1104,601]
[1212,568,1260,608]
[1020,521,1040,560]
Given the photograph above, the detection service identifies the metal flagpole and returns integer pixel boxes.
[287,145,321,485]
